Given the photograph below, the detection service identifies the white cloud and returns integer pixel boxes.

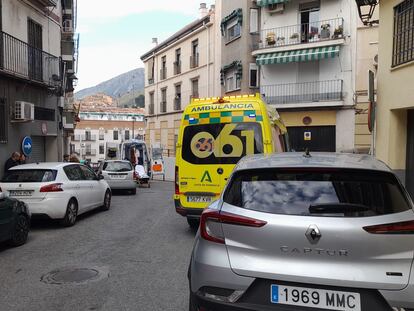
[78,0,214,20]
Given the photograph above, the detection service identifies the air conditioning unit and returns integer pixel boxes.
[267,3,285,13]
[14,101,34,121]
[268,3,285,13]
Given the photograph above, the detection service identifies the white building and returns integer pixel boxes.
[71,108,145,163]
[254,0,358,152]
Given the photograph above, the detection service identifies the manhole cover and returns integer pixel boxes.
[41,267,109,285]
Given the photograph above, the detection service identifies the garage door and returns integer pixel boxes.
[288,126,336,152]
[30,136,46,163]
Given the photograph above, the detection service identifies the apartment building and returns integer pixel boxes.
[71,108,145,163]
[140,4,218,151]
[369,0,414,196]
[254,0,358,152]
[0,0,71,177]
[215,0,260,95]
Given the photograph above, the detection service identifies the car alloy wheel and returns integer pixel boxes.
[10,214,30,246]
[62,200,78,227]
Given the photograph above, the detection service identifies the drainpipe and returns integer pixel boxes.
[203,20,210,97]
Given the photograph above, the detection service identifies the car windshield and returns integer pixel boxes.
[2,169,57,183]
[224,168,412,217]
[103,162,132,172]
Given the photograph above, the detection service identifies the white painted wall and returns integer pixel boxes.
[336,109,355,151]
[2,0,62,57]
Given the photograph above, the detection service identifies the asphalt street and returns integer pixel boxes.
[0,181,195,311]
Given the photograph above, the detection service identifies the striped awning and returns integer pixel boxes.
[257,0,289,6]
[256,46,340,65]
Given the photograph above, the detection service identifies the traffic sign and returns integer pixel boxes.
[22,136,33,156]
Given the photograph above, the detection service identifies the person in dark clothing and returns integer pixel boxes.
[4,152,20,171]
[19,154,26,165]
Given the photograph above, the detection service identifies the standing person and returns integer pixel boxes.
[4,152,20,171]
[63,154,70,162]
[19,154,26,165]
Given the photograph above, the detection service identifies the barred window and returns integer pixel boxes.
[393,0,414,67]
[0,99,7,143]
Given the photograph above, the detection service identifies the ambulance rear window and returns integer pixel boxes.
[182,122,263,165]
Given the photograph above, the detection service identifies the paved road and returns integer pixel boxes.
[0,181,195,311]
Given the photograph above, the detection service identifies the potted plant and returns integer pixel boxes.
[266,32,276,45]
[320,23,331,39]
[333,25,344,39]
[290,33,299,43]
[276,36,285,45]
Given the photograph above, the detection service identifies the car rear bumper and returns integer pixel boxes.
[174,199,204,218]
[24,196,69,219]
[106,179,136,190]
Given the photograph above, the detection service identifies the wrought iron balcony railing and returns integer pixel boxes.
[160,101,167,113]
[0,31,61,87]
[258,18,344,50]
[261,80,343,105]
[190,54,199,69]
[174,61,181,75]
[174,97,181,111]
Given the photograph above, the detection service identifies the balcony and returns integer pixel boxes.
[72,135,97,141]
[261,80,343,107]
[0,31,61,87]
[160,68,167,80]
[148,103,154,115]
[174,97,181,111]
[174,61,181,75]
[28,0,57,7]
[190,54,199,69]
[257,18,344,51]
[160,101,167,113]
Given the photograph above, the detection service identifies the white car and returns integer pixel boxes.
[0,163,112,227]
[99,160,137,194]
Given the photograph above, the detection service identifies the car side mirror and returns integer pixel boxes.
[98,174,104,180]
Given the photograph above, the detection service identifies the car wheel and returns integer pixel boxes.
[102,190,111,211]
[61,199,78,227]
[131,188,137,195]
[187,218,199,230]
[9,214,30,247]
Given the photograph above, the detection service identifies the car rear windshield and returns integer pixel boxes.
[224,168,412,217]
[182,122,263,165]
[2,169,57,183]
[103,161,132,172]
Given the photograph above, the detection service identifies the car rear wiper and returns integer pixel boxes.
[309,203,371,214]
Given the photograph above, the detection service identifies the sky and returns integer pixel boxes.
[76,0,214,91]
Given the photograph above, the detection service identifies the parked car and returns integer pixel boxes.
[0,188,30,246]
[189,152,414,311]
[99,160,137,194]
[0,163,111,227]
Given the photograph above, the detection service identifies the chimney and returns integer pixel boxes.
[152,38,158,46]
[199,3,208,18]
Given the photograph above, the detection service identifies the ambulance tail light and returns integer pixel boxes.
[175,166,179,195]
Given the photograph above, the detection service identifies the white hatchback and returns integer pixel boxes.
[0,163,112,227]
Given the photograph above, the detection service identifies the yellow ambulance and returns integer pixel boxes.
[174,94,289,228]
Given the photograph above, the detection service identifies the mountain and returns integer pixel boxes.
[75,68,145,100]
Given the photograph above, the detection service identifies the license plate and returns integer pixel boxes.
[111,175,126,179]
[9,190,33,197]
[187,196,213,203]
[271,285,361,311]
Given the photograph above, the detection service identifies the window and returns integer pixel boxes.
[113,130,119,140]
[34,107,55,121]
[28,19,43,81]
[226,19,241,42]
[2,170,57,182]
[161,56,167,79]
[250,8,259,34]
[300,2,320,43]
[79,165,97,181]
[174,84,181,110]
[191,79,199,98]
[224,169,412,218]
[149,92,155,115]
[0,98,7,143]
[393,0,414,67]
[148,57,155,84]
[99,144,105,155]
[85,131,92,141]
[161,88,167,113]
[225,68,241,92]
[124,130,130,140]
[99,129,104,140]
[63,165,83,181]
[103,161,133,172]
[191,40,199,68]
[249,63,259,88]
[174,48,181,75]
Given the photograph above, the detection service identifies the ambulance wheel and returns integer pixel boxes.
[187,218,199,230]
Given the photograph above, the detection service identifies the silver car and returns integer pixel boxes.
[99,160,136,194]
[189,153,414,311]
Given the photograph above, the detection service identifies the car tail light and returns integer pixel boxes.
[200,209,267,244]
[363,220,414,234]
[175,166,179,195]
[40,183,63,192]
